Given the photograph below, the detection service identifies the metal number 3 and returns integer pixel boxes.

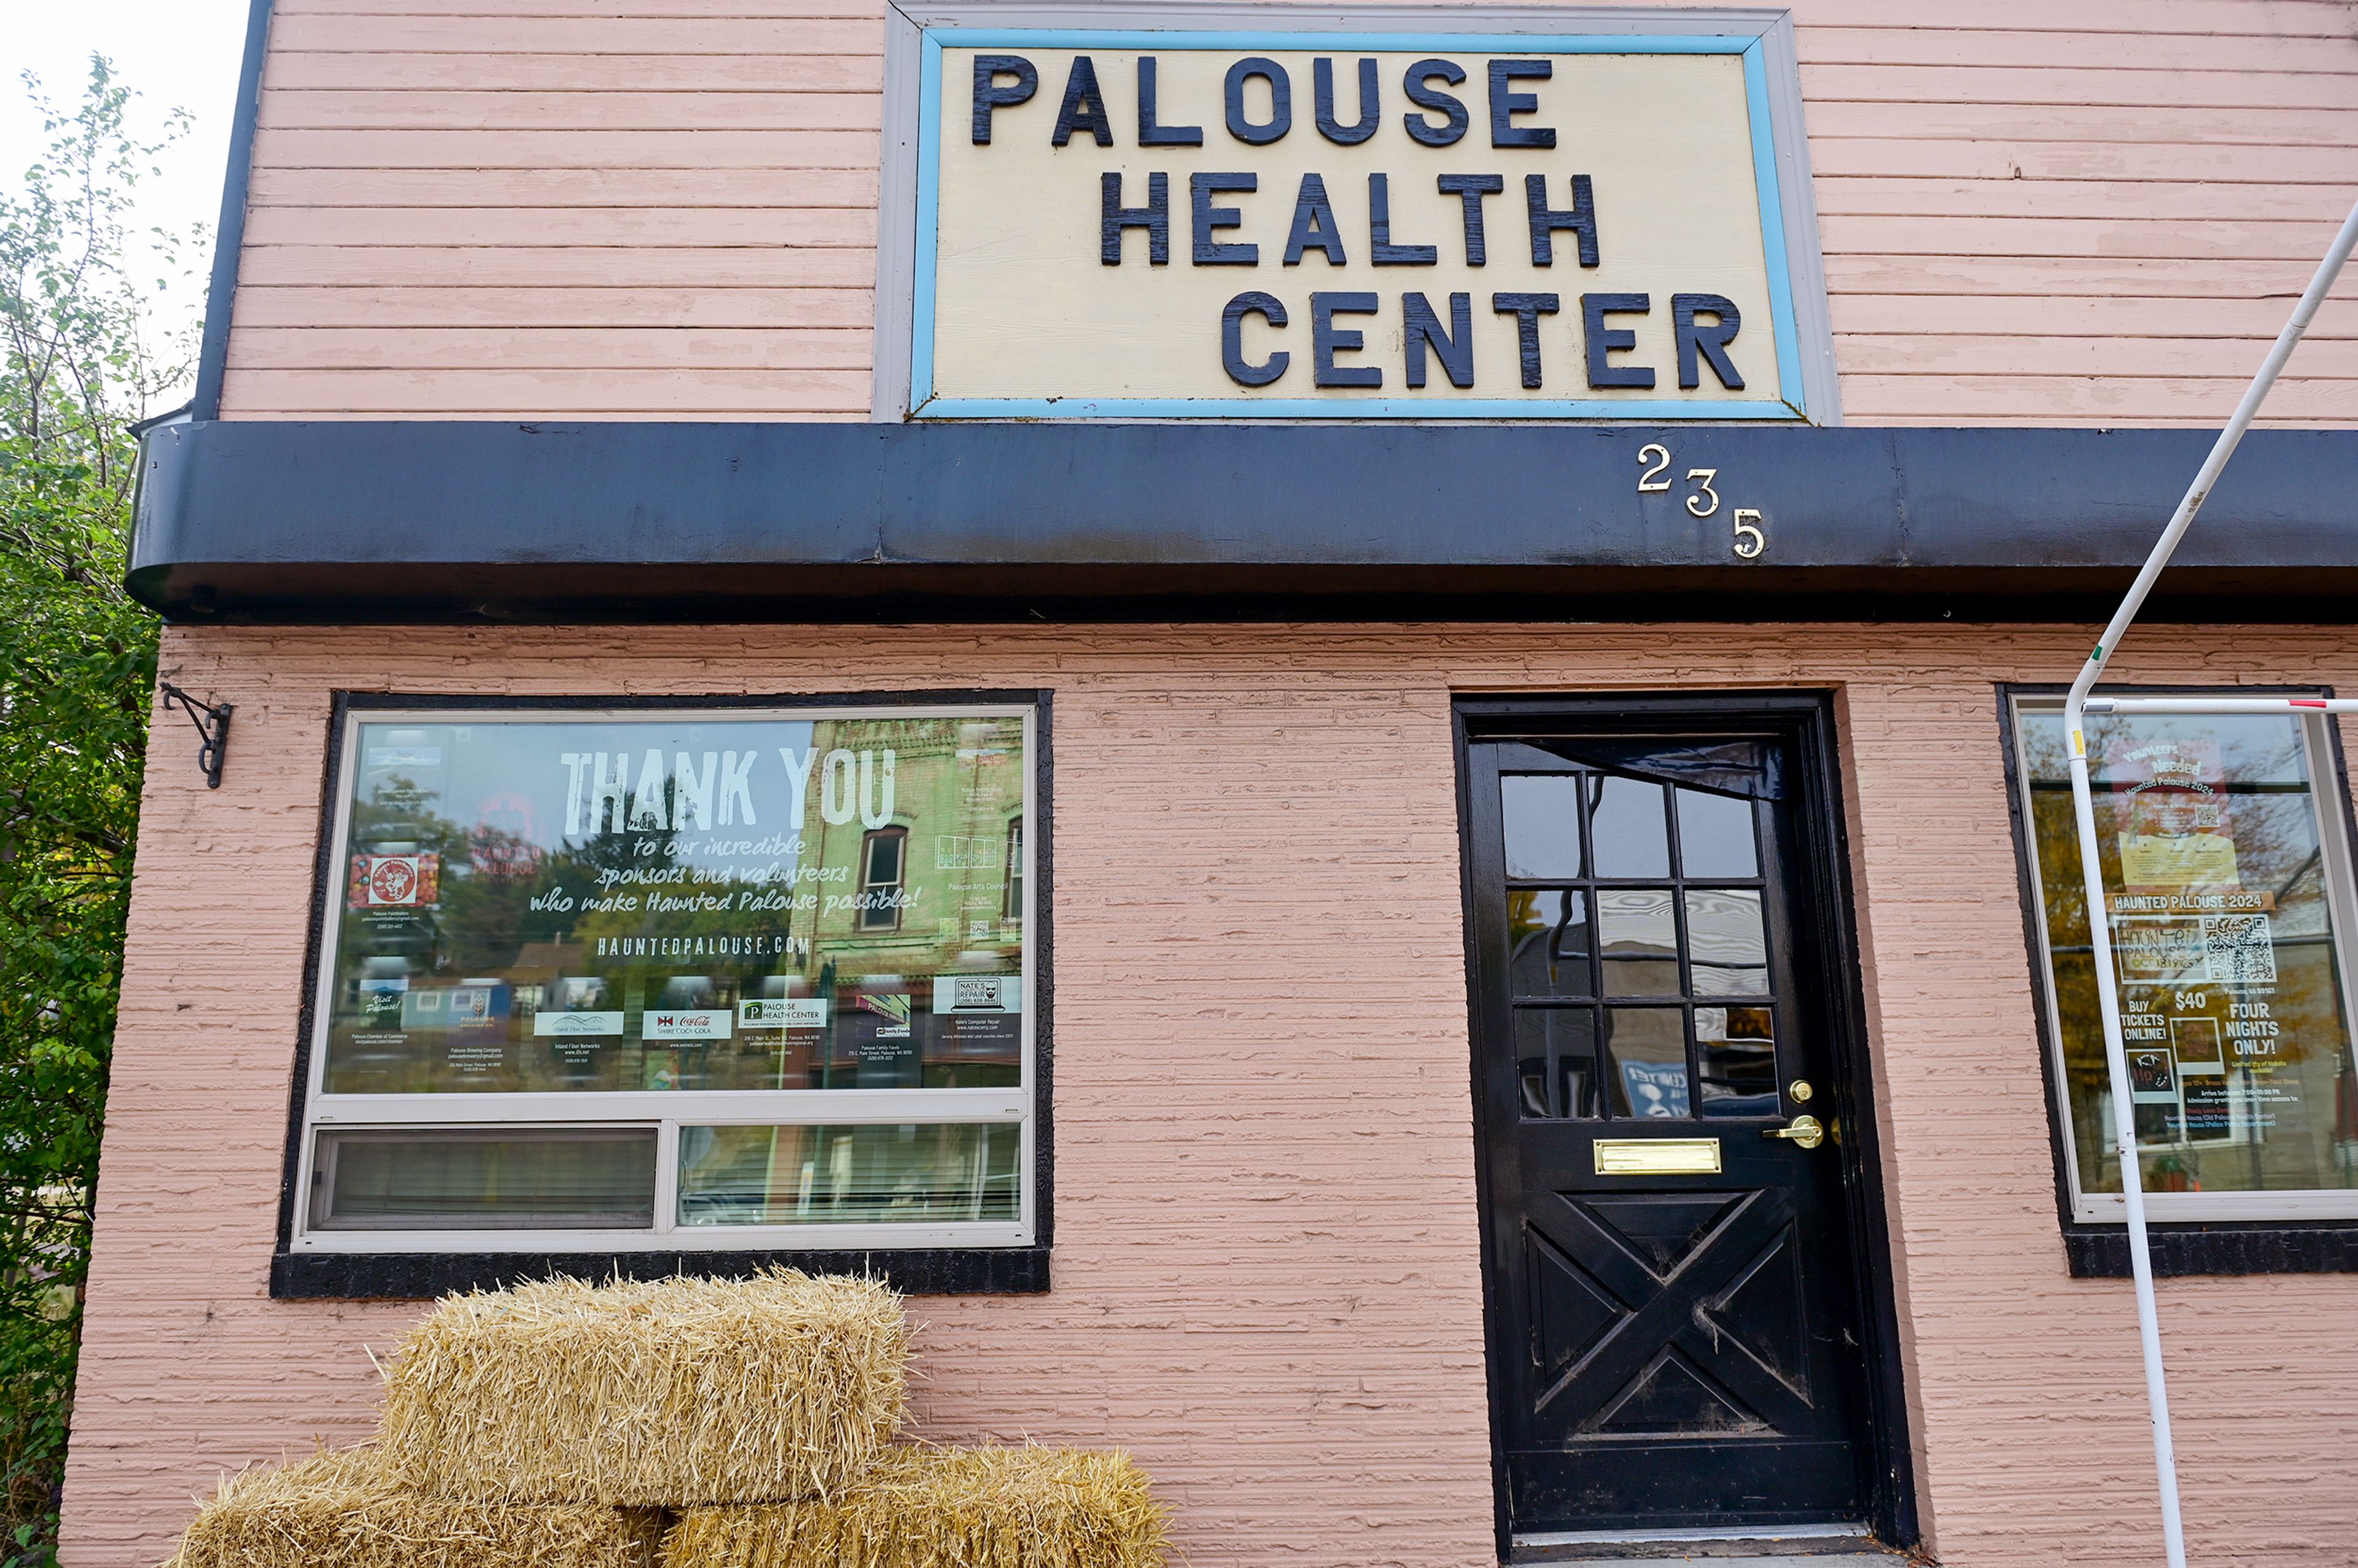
[1639,447,1763,558]
[1685,469,1720,518]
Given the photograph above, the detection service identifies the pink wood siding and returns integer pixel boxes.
[217,0,2358,424]
[61,622,2358,1567]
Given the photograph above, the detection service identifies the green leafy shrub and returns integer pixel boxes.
[0,57,198,1567]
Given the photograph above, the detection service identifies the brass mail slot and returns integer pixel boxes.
[1593,1138,1723,1176]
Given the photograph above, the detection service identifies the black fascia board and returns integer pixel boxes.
[129,420,2358,623]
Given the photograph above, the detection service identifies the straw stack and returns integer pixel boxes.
[158,1271,1170,1568]
[163,1450,663,1568]
[660,1446,1170,1568]
[375,1270,909,1506]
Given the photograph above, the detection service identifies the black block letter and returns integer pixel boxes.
[1102,171,1170,266]
[1224,58,1290,144]
[1222,292,1289,386]
[1284,174,1347,266]
[1488,60,1555,148]
[1054,56,1113,147]
[1193,173,1258,265]
[1582,292,1654,388]
[1526,173,1598,266]
[1315,58,1380,145]
[1492,292,1560,389]
[1402,59,1468,147]
[1312,292,1382,387]
[1138,56,1204,146]
[971,55,1037,144]
[1672,293,1745,389]
[1404,292,1474,389]
[1438,174,1503,265]
[1369,174,1436,266]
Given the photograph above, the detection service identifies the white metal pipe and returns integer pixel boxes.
[2065,196,2358,718]
[2060,736,2189,1568]
[2056,193,2358,1568]
[2084,697,2357,715]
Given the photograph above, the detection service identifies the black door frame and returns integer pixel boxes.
[1453,690,1918,1558]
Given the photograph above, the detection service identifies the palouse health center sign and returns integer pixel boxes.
[882,8,1834,421]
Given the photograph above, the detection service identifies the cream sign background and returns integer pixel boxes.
[897,21,1825,420]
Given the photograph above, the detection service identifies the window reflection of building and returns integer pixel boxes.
[858,826,908,933]
[788,718,1026,1090]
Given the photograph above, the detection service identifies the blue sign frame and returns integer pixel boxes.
[908,28,1809,421]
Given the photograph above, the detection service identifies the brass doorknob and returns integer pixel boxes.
[1763,1114,1824,1150]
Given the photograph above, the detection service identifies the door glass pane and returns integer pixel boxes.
[1590,775,1671,878]
[1686,889,1770,997]
[311,1128,656,1230]
[675,1122,1020,1225]
[2017,705,2358,1201]
[1514,1008,1600,1118]
[1508,890,1592,997]
[1598,889,1679,996]
[1697,1005,1779,1117]
[1502,775,1584,878]
[1602,1007,1689,1118]
[1676,787,1759,879]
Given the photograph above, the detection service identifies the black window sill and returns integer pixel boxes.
[271,1246,1049,1300]
[2064,1224,2358,1278]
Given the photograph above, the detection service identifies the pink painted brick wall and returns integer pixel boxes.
[217,0,2358,425]
[61,621,2358,1566]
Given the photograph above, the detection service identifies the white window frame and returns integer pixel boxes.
[2011,692,2358,1222]
[290,701,1040,1254]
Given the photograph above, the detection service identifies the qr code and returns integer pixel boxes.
[2201,914,2277,985]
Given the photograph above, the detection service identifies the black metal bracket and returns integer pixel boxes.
[157,683,233,788]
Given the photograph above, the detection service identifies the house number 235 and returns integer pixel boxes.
[1636,443,1767,559]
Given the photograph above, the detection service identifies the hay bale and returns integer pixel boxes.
[163,1449,661,1568]
[660,1446,1169,1568]
[377,1270,906,1506]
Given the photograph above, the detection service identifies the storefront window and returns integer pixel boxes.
[295,702,1037,1251]
[2012,697,2358,1221]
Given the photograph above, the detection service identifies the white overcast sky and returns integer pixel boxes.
[4,0,254,389]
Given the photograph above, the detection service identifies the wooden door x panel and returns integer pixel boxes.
[1530,1186,1814,1441]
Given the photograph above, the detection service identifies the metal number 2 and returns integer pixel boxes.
[1685,469,1720,518]
[1732,508,1765,559]
[1636,443,1672,493]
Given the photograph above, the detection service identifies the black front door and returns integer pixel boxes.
[1460,700,1900,1546]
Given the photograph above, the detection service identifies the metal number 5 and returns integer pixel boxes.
[1636,443,1672,493]
[1685,469,1720,518]
[1732,508,1765,559]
